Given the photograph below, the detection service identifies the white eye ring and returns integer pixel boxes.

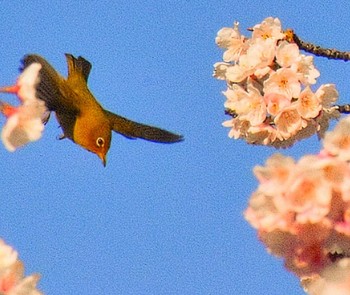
[96,137,105,147]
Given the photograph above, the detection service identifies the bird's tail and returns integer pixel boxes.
[104,110,183,143]
[21,54,62,111]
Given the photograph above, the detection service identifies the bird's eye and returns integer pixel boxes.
[96,137,105,148]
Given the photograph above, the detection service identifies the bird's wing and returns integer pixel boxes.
[104,110,183,143]
[65,54,92,83]
[21,54,64,111]
[22,54,80,140]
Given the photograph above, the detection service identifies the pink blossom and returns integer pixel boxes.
[274,106,305,139]
[213,62,230,80]
[1,100,46,152]
[225,39,275,83]
[245,192,294,232]
[223,84,250,114]
[246,154,297,230]
[0,241,17,271]
[215,17,339,147]
[264,93,291,116]
[252,17,285,42]
[264,68,301,99]
[0,63,48,151]
[245,150,350,278]
[217,17,350,286]
[225,55,256,83]
[253,65,273,79]
[215,22,246,62]
[0,240,42,295]
[0,261,41,295]
[247,123,281,145]
[323,116,350,161]
[246,38,276,69]
[237,84,267,126]
[296,86,322,119]
[276,41,300,68]
[316,84,339,108]
[334,220,350,236]
[0,63,42,102]
[284,157,333,223]
[340,175,350,202]
[291,54,320,85]
[222,118,249,139]
[253,153,295,195]
[223,84,266,128]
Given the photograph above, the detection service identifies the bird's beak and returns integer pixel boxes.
[98,153,107,167]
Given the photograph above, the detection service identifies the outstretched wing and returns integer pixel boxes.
[104,110,183,143]
[21,54,63,111]
[65,54,92,83]
[21,54,80,140]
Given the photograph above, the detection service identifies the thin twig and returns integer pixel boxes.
[336,104,350,114]
[286,29,350,61]
[225,109,237,118]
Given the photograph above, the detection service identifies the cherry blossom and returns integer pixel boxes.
[0,63,47,151]
[1,100,46,152]
[276,41,300,68]
[323,116,350,161]
[251,17,285,42]
[0,240,42,295]
[264,93,290,116]
[0,63,42,102]
[263,68,301,100]
[291,55,320,85]
[215,22,245,62]
[274,105,305,139]
[0,240,17,271]
[296,86,322,119]
[214,17,339,147]
[245,125,350,281]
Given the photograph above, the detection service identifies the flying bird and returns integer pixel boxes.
[21,54,183,166]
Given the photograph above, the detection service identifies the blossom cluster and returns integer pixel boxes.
[0,63,48,151]
[245,115,350,293]
[214,17,339,147]
[0,239,42,294]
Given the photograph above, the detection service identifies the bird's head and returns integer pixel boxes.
[74,120,111,166]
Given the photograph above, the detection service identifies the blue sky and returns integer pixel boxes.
[0,1,349,294]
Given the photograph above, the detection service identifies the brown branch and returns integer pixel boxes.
[285,29,350,61]
[336,104,350,114]
[225,109,237,118]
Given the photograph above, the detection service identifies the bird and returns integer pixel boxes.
[21,54,183,166]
